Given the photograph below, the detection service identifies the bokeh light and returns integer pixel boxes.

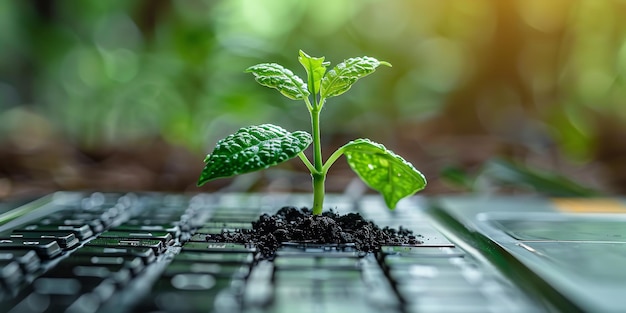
[1,0,625,198]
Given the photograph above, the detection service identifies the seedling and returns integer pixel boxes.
[198,50,426,215]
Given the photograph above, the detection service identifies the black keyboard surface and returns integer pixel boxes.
[0,192,545,313]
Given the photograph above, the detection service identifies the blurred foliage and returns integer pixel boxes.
[1,0,626,197]
[441,158,601,197]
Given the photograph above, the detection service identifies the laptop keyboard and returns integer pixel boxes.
[0,192,544,313]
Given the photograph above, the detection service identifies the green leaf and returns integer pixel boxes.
[245,63,309,100]
[298,50,329,95]
[197,124,312,186]
[320,56,391,99]
[341,139,426,209]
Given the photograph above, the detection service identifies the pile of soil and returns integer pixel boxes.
[205,206,422,258]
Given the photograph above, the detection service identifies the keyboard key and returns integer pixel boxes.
[112,223,181,238]
[98,230,174,245]
[208,214,258,223]
[202,221,253,229]
[60,255,145,277]
[131,218,182,229]
[279,242,359,253]
[70,212,116,228]
[83,205,125,221]
[10,231,80,250]
[390,265,471,285]
[274,253,363,269]
[0,238,62,260]
[174,251,254,264]
[61,218,105,234]
[38,213,105,234]
[274,268,362,285]
[189,233,211,242]
[72,246,156,265]
[382,255,464,268]
[194,227,233,235]
[274,256,317,268]
[0,250,41,274]
[405,293,491,313]
[276,250,362,258]
[33,276,106,296]
[15,224,93,241]
[244,260,273,307]
[153,273,232,295]
[318,256,362,268]
[163,261,250,278]
[44,262,133,288]
[135,275,237,312]
[272,270,378,313]
[0,260,24,292]
[381,246,464,257]
[7,277,116,313]
[396,280,483,298]
[182,242,255,253]
[87,238,165,255]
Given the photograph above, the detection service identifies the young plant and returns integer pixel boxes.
[197,50,426,215]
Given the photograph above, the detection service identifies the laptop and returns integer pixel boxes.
[429,195,626,313]
[2,191,615,312]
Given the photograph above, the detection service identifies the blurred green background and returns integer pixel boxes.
[1,0,625,199]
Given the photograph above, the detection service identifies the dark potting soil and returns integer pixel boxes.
[205,206,423,258]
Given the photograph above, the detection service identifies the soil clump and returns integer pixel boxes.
[205,206,422,258]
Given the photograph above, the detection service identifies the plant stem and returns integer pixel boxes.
[298,152,316,174]
[310,107,325,215]
[311,109,323,171]
[322,145,347,175]
[312,172,325,215]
